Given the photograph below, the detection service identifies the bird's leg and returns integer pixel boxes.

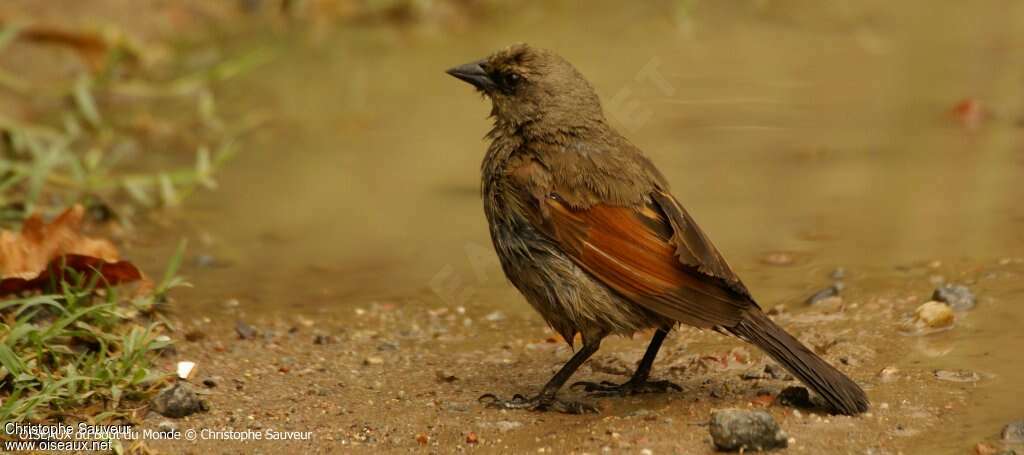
[572,328,681,396]
[479,337,601,414]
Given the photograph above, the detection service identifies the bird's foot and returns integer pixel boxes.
[478,393,598,414]
[571,378,682,396]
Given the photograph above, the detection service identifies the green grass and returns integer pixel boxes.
[0,22,271,224]
[0,15,264,430]
[0,241,188,424]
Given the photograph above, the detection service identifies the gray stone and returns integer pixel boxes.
[710,408,788,452]
[932,284,976,311]
[806,284,841,305]
[235,320,258,340]
[1003,420,1024,443]
[151,382,207,418]
[157,420,177,433]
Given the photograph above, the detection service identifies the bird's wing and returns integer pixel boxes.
[531,189,755,329]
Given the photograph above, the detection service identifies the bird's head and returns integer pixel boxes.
[446,44,605,129]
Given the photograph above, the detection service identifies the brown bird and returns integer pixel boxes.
[446,44,869,415]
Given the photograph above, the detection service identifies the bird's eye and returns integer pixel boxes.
[497,72,521,92]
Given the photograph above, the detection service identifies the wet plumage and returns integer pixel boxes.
[448,44,869,415]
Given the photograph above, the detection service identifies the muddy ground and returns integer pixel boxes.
[140,257,1020,454]
[4,0,1024,453]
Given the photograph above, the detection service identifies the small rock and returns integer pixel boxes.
[976,442,1018,455]
[933,284,976,311]
[760,252,796,266]
[830,267,846,280]
[157,420,177,433]
[466,432,479,445]
[934,369,981,383]
[913,301,955,329]
[764,364,792,381]
[415,433,429,445]
[377,341,399,351]
[710,409,788,451]
[313,333,335,345]
[1002,420,1024,443]
[776,386,814,409]
[484,311,506,322]
[202,376,220,388]
[235,320,258,340]
[741,370,765,380]
[742,364,792,381]
[435,370,458,383]
[806,284,841,305]
[151,383,207,418]
[194,254,219,268]
[877,367,899,383]
[975,443,998,455]
[364,356,384,366]
[491,420,522,432]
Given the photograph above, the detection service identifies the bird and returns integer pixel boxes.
[446,43,869,416]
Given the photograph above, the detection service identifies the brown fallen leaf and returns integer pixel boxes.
[0,254,142,296]
[15,24,139,72]
[0,205,144,296]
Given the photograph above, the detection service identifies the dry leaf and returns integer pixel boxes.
[0,205,143,296]
[16,25,137,71]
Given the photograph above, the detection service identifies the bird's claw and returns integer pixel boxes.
[570,378,682,396]
[478,393,598,414]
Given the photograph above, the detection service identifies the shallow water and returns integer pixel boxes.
[150,1,1023,451]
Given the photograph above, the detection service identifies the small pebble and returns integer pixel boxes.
[760,252,796,266]
[765,364,792,380]
[491,420,523,432]
[709,408,788,452]
[1002,420,1024,443]
[235,320,258,340]
[912,301,955,329]
[806,284,842,305]
[934,369,981,383]
[313,334,335,345]
[435,370,458,382]
[877,367,899,383]
[151,383,207,418]
[933,284,976,311]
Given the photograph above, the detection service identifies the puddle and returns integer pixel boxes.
[135,1,1024,452]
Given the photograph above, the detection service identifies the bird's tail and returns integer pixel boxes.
[727,309,869,415]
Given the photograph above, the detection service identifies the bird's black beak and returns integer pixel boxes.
[446,59,494,91]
